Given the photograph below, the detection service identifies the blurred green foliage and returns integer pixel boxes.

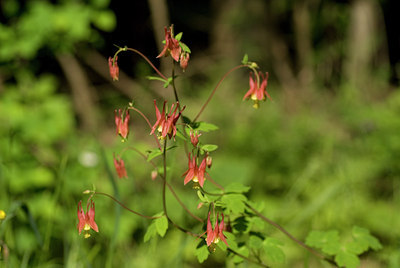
[0,0,399,267]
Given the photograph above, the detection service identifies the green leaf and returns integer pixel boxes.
[221,194,247,214]
[232,246,249,264]
[179,41,191,53]
[175,129,187,141]
[195,241,209,263]
[232,216,250,233]
[163,77,173,88]
[144,221,157,242]
[352,226,382,251]
[305,230,340,255]
[147,149,163,162]
[197,190,209,203]
[155,215,168,237]
[146,75,167,83]
[225,182,251,193]
[249,235,263,250]
[224,232,238,250]
[147,146,177,162]
[250,216,265,230]
[175,32,183,41]
[241,54,249,64]
[201,144,218,153]
[335,250,360,268]
[263,238,285,263]
[194,122,219,132]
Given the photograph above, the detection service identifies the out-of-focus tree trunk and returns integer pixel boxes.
[293,0,314,91]
[210,0,240,60]
[57,54,99,133]
[148,0,170,98]
[345,0,379,90]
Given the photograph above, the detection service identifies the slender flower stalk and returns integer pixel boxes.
[193,65,248,122]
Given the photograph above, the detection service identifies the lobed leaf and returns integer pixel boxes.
[221,194,247,214]
[155,215,168,237]
[195,242,210,263]
[263,237,285,263]
[144,221,157,242]
[225,182,251,193]
[335,250,360,268]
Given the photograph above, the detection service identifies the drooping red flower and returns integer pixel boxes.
[180,52,190,71]
[189,130,201,147]
[108,56,119,81]
[115,109,130,140]
[113,153,127,178]
[206,212,228,247]
[183,153,207,187]
[150,100,185,140]
[77,200,99,238]
[157,26,181,62]
[243,72,271,108]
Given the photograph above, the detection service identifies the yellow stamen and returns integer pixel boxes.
[84,224,91,231]
[0,210,6,220]
[84,233,91,239]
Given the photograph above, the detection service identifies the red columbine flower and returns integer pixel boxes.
[113,153,127,178]
[183,153,207,187]
[206,212,228,247]
[180,52,190,71]
[157,26,181,62]
[243,72,271,109]
[115,109,130,140]
[150,100,185,140]
[77,200,99,238]
[108,56,119,81]
[190,130,201,147]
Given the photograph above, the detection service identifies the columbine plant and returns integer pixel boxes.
[77,25,381,267]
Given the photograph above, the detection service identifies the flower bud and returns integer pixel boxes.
[206,155,212,169]
[151,170,158,181]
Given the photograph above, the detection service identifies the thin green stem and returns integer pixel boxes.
[162,141,168,217]
[160,140,202,236]
[193,64,248,122]
[245,203,337,266]
[94,192,161,219]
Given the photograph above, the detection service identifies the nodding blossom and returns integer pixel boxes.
[243,72,271,109]
[206,211,228,247]
[150,100,185,140]
[108,56,119,81]
[77,200,99,238]
[183,153,207,188]
[115,109,130,140]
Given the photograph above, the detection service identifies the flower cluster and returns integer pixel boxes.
[77,200,99,238]
[243,71,271,108]
[157,25,191,71]
[150,100,185,140]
